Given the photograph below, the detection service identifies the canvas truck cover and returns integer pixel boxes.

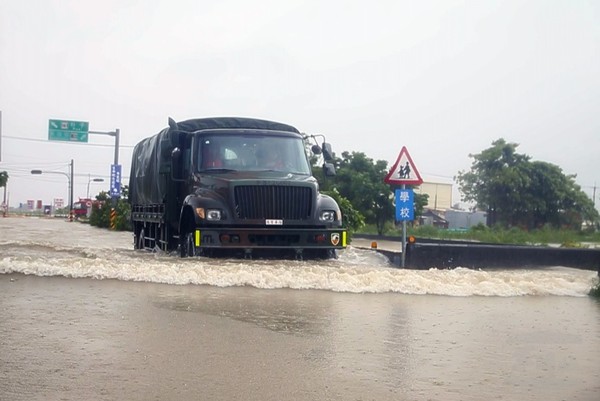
[129,117,301,205]
[175,117,300,134]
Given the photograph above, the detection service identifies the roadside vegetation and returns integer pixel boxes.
[88,187,131,231]
[313,138,598,243]
[455,139,598,230]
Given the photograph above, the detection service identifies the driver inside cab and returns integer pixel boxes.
[256,146,284,169]
[202,142,223,168]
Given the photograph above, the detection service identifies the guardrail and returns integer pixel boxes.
[354,234,600,272]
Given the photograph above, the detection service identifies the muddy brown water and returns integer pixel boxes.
[1,217,599,400]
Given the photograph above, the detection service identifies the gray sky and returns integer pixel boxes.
[1,0,598,209]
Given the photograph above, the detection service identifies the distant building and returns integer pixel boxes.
[445,209,487,230]
[419,209,449,228]
[415,181,453,211]
[413,180,489,230]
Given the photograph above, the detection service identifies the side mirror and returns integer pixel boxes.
[323,162,336,177]
[168,117,179,131]
[322,142,333,161]
[171,147,183,180]
[168,131,182,148]
[167,118,183,147]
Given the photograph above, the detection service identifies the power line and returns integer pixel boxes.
[2,135,135,148]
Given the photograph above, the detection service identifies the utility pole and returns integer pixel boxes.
[2,180,6,217]
[0,110,3,162]
[69,159,74,219]
[89,128,120,229]
[1,111,5,216]
[88,128,119,167]
[30,160,73,221]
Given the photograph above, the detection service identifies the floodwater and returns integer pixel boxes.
[1,217,599,401]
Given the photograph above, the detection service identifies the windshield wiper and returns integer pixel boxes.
[202,168,238,173]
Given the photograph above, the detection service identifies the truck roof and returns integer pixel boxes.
[174,117,300,134]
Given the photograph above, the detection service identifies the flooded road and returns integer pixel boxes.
[1,217,599,400]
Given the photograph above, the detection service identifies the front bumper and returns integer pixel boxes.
[191,227,347,249]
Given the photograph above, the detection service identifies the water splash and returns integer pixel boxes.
[0,218,596,296]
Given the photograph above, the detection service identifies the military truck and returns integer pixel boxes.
[129,117,347,259]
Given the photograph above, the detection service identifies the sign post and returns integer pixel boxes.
[384,147,423,267]
[110,164,122,198]
[395,187,414,267]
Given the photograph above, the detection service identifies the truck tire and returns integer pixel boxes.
[137,228,145,250]
[181,231,196,257]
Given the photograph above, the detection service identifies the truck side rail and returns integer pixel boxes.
[131,204,166,224]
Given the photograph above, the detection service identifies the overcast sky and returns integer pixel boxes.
[1,0,598,209]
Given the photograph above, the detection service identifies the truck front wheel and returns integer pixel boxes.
[135,228,145,250]
[180,231,197,257]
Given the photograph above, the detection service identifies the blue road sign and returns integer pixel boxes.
[395,188,414,221]
[110,164,122,198]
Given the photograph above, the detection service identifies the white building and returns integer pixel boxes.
[415,181,453,211]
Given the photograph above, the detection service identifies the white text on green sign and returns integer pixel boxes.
[48,119,89,143]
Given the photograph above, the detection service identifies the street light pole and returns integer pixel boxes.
[87,175,104,198]
[31,159,74,220]
[89,128,120,206]
[69,159,73,216]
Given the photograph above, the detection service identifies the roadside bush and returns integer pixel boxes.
[89,199,131,231]
[323,189,364,243]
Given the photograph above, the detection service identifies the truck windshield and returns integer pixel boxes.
[197,134,312,174]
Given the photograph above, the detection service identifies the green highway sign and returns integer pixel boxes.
[48,130,89,142]
[48,119,89,142]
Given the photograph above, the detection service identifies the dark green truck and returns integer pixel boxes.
[129,117,347,259]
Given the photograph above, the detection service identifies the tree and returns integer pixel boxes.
[314,151,395,235]
[89,186,131,231]
[312,149,432,234]
[456,139,599,229]
[322,188,365,241]
[413,192,429,223]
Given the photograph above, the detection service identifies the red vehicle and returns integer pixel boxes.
[73,198,94,218]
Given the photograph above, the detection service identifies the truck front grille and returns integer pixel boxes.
[234,185,313,220]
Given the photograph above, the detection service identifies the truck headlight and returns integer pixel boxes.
[206,209,222,221]
[196,208,223,221]
[319,210,336,222]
